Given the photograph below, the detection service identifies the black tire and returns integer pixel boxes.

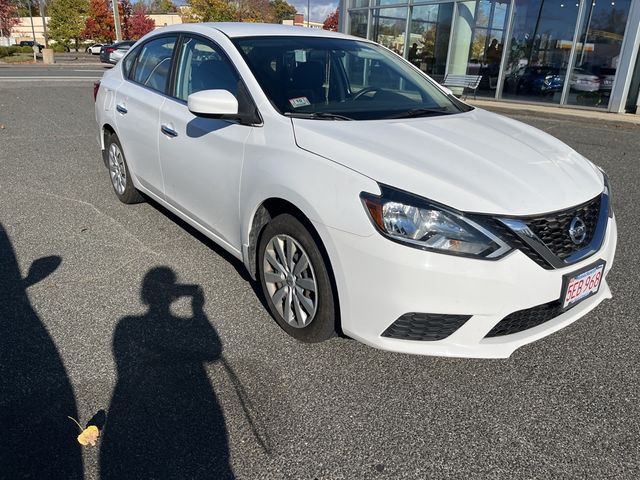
[104,132,144,204]
[258,214,336,343]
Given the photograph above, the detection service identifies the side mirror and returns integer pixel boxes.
[188,89,239,117]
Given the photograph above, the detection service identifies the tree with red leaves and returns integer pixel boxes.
[0,0,19,38]
[129,2,155,40]
[322,8,339,31]
[83,0,116,42]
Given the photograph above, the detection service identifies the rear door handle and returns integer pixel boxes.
[161,124,178,138]
[116,104,127,114]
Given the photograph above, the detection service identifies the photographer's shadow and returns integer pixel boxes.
[100,267,233,480]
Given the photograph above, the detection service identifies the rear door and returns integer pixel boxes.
[114,35,177,198]
[158,34,253,250]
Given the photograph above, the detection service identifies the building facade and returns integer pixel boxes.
[339,0,640,113]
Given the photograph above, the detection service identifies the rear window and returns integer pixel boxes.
[130,36,177,94]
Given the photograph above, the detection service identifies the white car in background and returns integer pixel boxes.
[94,23,617,358]
[86,43,104,55]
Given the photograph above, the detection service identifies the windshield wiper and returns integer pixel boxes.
[284,112,353,121]
[384,107,456,119]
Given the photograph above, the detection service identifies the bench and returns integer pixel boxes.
[442,74,483,100]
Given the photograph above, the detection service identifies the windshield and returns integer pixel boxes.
[232,36,471,120]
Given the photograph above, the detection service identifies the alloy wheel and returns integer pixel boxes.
[108,142,126,195]
[263,234,318,328]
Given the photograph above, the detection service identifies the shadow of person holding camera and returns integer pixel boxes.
[0,224,83,479]
[100,267,234,480]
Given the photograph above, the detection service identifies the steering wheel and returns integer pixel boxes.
[352,86,383,101]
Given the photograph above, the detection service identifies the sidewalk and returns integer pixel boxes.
[469,98,640,125]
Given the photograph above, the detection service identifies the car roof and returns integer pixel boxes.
[159,22,356,41]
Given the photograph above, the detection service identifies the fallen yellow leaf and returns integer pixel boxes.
[77,425,100,446]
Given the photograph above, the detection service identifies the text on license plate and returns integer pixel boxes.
[563,263,605,309]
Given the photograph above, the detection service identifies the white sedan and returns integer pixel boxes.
[94,23,616,358]
[86,43,103,55]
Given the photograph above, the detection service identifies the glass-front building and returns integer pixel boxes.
[340,0,640,112]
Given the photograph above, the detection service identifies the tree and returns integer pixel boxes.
[269,0,295,24]
[322,8,338,31]
[83,0,115,41]
[48,0,88,49]
[184,0,236,22]
[0,0,19,38]
[119,0,133,40]
[237,0,271,22]
[148,0,175,13]
[128,1,154,40]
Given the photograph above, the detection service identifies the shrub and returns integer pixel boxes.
[7,46,19,55]
[19,46,34,53]
[0,47,8,58]
[52,44,68,53]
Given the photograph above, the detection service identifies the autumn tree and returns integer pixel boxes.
[0,0,19,38]
[269,0,295,24]
[119,0,133,40]
[184,0,236,22]
[237,0,271,22]
[129,1,154,40]
[49,0,89,49]
[322,8,338,31]
[83,0,115,41]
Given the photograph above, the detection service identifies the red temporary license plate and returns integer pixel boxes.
[562,261,606,310]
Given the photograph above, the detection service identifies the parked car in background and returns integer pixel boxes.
[19,40,43,52]
[504,65,564,96]
[110,43,134,64]
[100,41,135,64]
[86,43,104,55]
[95,23,616,358]
[570,68,601,92]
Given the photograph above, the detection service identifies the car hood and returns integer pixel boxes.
[291,108,603,216]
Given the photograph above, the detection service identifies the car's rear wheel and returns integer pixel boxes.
[258,214,336,343]
[105,133,143,204]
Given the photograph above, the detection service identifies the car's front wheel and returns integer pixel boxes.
[258,214,336,343]
[104,132,143,204]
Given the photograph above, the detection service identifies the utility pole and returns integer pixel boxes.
[307,0,310,27]
[27,0,37,60]
[112,0,122,41]
[38,0,48,47]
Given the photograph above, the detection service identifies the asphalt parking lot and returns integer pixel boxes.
[1,67,639,479]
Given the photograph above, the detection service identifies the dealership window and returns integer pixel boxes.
[565,0,633,108]
[408,3,454,82]
[372,7,409,56]
[349,10,369,38]
[448,0,510,97]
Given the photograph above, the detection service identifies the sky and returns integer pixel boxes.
[289,0,339,23]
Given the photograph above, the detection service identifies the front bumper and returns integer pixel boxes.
[315,216,617,358]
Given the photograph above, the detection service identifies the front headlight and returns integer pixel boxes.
[361,185,511,259]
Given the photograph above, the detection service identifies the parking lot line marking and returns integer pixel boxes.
[0,76,101,81]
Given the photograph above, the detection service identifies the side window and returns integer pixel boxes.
[131,36,177,93]
[174,37,239,102]
[122,46,139,79]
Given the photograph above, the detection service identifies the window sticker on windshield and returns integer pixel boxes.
[294,49,307,63]
[289,97,311,108]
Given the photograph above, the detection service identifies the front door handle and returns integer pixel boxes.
[161,124,178,138]
[116,103,127,114]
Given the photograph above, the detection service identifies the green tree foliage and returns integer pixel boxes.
[48,0,88,49]
[269,0,295,24]
[184,0,236,22]
[148,0,175,14]
[184,0,296,24]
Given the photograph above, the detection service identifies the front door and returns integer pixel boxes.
[159,35,252,251]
